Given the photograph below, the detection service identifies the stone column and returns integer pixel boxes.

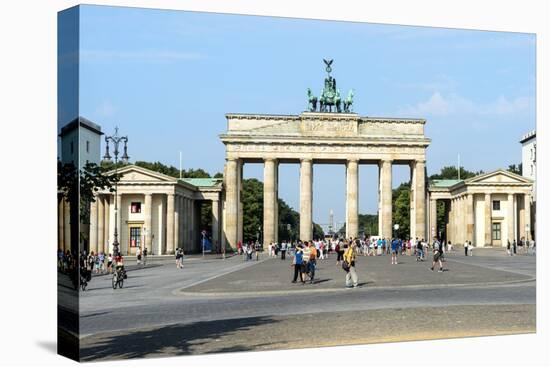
[166,193,175,254]
[185,198,191,250]
[212,199,220,252]
[378,161,384,239]
[104,196,110,250]
[144,193,153,252]
[63,199,71,251]
[445,199,454,243]
[430,198,437,241]
[507,193,515,245]
[174,195,180,251]
[484,193,492,246]
[414,160,426,241]
[466,194,474,243]
[225,158,239,249]
[457,196,463,244]
[524,193,532,241]
[346,159,359,238]
[300,158,313,241]
[409,162,416,240]
[116,194,122,253]
[237,160,243,244]
[58,197,64,250]
[274,161,279,244]
[89,198,98,254]
[379,160,393,239]
[263,158,277,247]
[178,196,184,249]
[97,196,105,253]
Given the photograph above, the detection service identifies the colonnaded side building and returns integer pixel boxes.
[57,61,534,255]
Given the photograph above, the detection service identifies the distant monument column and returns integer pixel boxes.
[225,158,239,249]
[166,193,175,254]
[300,158,313,241]
[414,160,426,241]
[346,159,359,238]
[263,158,277,247]
[379,159,393,239]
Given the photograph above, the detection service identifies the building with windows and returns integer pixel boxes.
[428,169,534,247]
[520,130,536,240]
[57,164,224,255]
[58,116,103,168]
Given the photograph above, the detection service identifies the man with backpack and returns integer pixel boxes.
[343,241,359,288]
[431,237,444,272]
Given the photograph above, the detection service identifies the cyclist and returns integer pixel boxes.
[114,253,126,278]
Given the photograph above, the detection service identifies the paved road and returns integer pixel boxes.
[75,248,536,361]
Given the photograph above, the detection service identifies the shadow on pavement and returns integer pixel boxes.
[80,316,280,361]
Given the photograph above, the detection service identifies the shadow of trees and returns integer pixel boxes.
[80,316,280,361]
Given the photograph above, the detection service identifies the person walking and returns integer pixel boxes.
[281,241,287,260]
[343,241,359,288]
[431,237,444,272]
[308,241,317,284]
[464,240,469,256]
[175,248,182,268]
[335,241,342,265]
[291,245,305,284]
[136,247,142,266]
[143,247,148,266]
[513,239,517,255]
[391,238,399,265]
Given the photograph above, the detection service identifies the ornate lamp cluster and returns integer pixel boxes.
[102,127,129,255]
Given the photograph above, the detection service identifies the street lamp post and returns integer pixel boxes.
[103,127,129,256]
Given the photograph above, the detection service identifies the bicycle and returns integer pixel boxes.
[112,266,125,289]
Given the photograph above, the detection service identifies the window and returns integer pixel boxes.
[86,141,90,153]
[129,227,141,248]
[131,202,142,213]
[492,222,501,240]
[492,200,500,211]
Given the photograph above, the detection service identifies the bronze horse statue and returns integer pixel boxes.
[307,88,318,112]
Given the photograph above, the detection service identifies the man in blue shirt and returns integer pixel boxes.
[292,245,305,284]
[391,238,399,265]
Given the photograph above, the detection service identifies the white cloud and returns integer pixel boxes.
[96,100,117,118]
[398,92,534,118]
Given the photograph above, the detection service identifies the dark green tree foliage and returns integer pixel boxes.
[58,161,120,252]
[359,214,379,237]
[277,199,300,242]
[429,166,481,181]
[313,223,325,241]
[392,182,411,239]
[508,163,522,175]
[338,214,379,238]
[241,178,264,242]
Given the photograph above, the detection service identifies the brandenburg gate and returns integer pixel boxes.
[220,60,431,248]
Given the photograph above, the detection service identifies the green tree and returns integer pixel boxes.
[507,163,522,175]
[392,183,411,239]
[241,178,264,242]
[58,161,120,253]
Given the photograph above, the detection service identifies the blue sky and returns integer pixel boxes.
[70,5,535,228]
